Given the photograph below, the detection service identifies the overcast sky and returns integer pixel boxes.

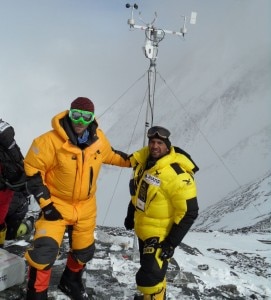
[1,1,270,226]
[1,0,269,154]
[1,0,203,153]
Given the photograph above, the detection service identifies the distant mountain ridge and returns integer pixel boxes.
[96,36,271,227]
[193,171,271,232]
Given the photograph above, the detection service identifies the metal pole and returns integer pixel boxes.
[132,234,139,262]
[143,59,156,146]
[126,0,197,273]
[133,58,156,263]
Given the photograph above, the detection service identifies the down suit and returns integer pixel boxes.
[129,146,199,296]
[24,110,130,294]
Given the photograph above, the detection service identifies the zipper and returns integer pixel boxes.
[88,167,93,195]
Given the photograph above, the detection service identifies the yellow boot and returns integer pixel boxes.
[0,225,7,248]
[143,288,166,300]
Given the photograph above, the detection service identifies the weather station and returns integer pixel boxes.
[125,3,197,262]
[126,3,197,146]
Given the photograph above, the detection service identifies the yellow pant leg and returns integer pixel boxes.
[137,243,167,295]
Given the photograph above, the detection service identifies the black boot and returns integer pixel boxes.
[25,289,48,300]
[58,266,89,300]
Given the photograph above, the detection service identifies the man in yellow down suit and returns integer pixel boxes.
[124,126,199,300]
[24,97,130,300]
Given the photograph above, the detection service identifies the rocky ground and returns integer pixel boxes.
[0,225,270,299]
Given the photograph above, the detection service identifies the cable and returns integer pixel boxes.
[98,72,147,119]
[101,85,149,226]
[157,72,264,216]
[157,71,241,186]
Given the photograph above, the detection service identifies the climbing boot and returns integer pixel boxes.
[58,266,89,300]
[26,267,51,299]
[25,289,48,300]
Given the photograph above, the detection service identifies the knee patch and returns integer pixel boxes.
[25,236,59,270]
[71,242,95,264]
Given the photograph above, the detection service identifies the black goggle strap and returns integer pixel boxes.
[147,126,170,139]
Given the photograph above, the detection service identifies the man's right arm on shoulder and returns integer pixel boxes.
[97,130,131,167]
[103,147,131,167]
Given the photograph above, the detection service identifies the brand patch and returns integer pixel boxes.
[145,173,160,186]
[143,246,155,254]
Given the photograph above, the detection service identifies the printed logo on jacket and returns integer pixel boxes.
[144,173,160,186]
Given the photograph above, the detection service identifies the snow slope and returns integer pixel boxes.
[194,171,271,231]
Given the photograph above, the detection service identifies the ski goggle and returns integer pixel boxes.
[147,126,171,139]
[69,109,95,125]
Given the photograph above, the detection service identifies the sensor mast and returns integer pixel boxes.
[126,4,197,145]
[125,3,197,262]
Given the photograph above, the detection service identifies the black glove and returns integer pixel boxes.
[159,240,175,260]
[42,203,63,221]
[124,200,135,230]
[124,215,134,230]
[26,172,50,204]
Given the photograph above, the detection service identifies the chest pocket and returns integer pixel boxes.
[136,172,160,211]
[136,180,149,211]
[130,163,144,196]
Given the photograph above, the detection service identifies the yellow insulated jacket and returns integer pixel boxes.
[24,111,130,210]
[130,146,199,244]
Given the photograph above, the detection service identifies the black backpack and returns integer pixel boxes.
[0,144,26,191]
[0,119,26,191]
